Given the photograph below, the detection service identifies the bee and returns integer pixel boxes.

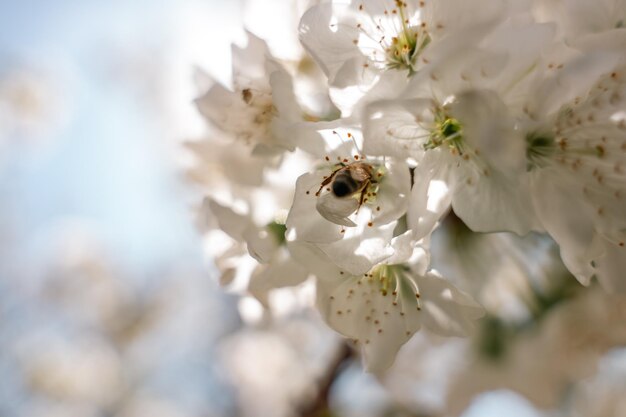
[316,161,377,207]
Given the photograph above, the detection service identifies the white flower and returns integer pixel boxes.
[315,232,483,372]
[195,32,326,156]
[365,89,541,238]
[299,0,506,95]
[447,286,626,414]
[522,60,626,291]
[185,133,280,192]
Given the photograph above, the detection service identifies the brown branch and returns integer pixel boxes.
[299,342,353,417]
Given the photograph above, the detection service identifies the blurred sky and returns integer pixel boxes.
[0,2,246,415]
[0,0,245,275]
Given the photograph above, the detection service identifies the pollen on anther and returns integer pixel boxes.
[367,222,373,227]
[377,329,383,334]
[337,310,343,315]
[325,156,330,161]
[619,242,625,247]
[306,191,310,195]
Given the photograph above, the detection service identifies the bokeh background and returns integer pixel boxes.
[1,1,625,417]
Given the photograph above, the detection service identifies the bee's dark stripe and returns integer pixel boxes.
[332,173,358,197]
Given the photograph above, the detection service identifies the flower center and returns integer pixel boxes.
[368,264,404,296]
[355,0,430,74]
[526,132,555,170]
[266,221,287,246]
[241,88,275,125]
[384,2,430,73]
[385,26,430,73]
[424,111,464,153]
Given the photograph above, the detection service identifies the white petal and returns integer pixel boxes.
[363,98,432,159]
[407,150,453,240]
[315,192,359,227]
[531,171,597,285]
[207,199,253,241]
[231,31,270,82]
[248,249,310,307]
[450,89,525,175]
[415,271,484,337]
[527,50,621,118]
[592,235,626,293]
[384,231,419,266]
[269,63,301,122]
[451,164,541,235]
[243,224,280,264]
[371,159,412,225]
[286,172,345,243]
[317,222,396,275]
[299,3,370,88]
[423,0,506,40]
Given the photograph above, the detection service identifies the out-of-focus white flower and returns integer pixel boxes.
[565,348,626,417]
[379,330,468,415]
[17,335,123,408]
[0,64,70,149]
[195,32,325,156]
[217,316,339,417]
[446,287,626,414]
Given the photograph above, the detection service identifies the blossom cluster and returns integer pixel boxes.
[190,0,626,372]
